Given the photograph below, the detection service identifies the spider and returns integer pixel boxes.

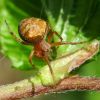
[5,17,85,83]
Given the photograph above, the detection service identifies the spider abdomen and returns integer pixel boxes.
[18,17,49,43]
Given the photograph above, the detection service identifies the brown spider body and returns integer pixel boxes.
[18,17,51,59]
[5,17,85,84]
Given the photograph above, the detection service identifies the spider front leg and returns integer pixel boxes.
[29,48,36,69]
[51,41,87,47]
[5,20,30,45]
[47,30,63,43]
[43,53,56,84]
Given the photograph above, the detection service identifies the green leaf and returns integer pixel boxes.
[0,0,45,70]
[42,0,100,57]
[0,0,100,74]
[34,40,99,85]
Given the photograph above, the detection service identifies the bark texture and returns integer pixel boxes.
[0,76,100,100]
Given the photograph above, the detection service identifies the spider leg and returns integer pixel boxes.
[51,41,86,47]
[5,20,29,45]
[29,48,36,69]
[43,55,55,84]
[47,30,63,43]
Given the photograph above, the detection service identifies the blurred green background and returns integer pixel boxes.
[0,0,100,100]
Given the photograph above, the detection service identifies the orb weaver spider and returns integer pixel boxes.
[5,17,85,83]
